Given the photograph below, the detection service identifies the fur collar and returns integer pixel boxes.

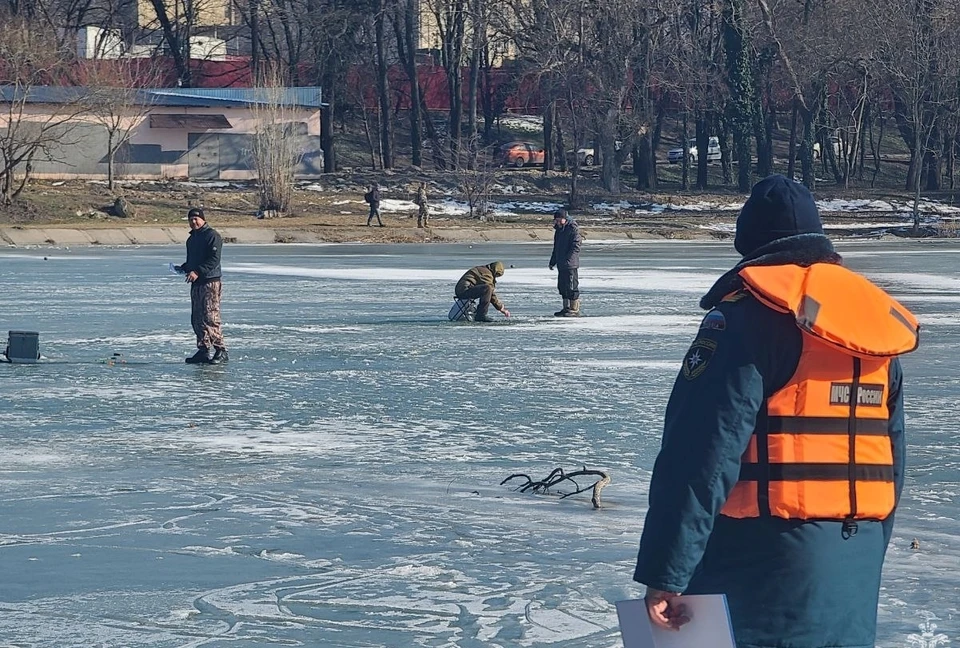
[700,234,842,310]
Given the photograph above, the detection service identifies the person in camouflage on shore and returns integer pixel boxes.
[175,208,227,364]
[415,182,429,228]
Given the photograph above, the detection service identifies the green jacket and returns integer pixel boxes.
[455,262,505,311]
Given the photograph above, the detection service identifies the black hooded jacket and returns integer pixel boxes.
[549,219,582,269]
[182,224,223,283]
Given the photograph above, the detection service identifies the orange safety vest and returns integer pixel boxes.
[720,263,920,522]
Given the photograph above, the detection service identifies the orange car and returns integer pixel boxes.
[499,141,545,168]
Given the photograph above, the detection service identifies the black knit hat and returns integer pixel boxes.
[734,175,822,256]
[187,207,205,220]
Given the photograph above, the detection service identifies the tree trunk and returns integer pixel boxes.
[480,64,496,143]
[543,101,555,171]
[107,131,115,191]
[448,69,463,168]
[924,150,941,191]
[723,0,754,192]
[800,109,815,188]
[600,107,619,194]
[439,0,466,168]
[787,100,799,179]
[401,0,422,167]
[756,98,774,177]
[321,74,337,172]
[680,111,690,190]
[555,117,567,173]
[375,3,393,169]
[466,0,481,167]
[148,0,191,87]
[250,0,261,81]
[634,133,655,190]
[567,96,581,206]
[717,113,732,185]
[419,87,446,170]
[695,114,708,190]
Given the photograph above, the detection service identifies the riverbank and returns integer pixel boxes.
[0,223,683,247]
[1,175,955,247]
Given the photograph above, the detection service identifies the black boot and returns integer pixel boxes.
[186,347,213,364]
[554,298,571,317]
[475,310,494,323]
[210,348,229,364]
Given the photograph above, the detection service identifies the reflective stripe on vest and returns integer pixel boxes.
[719,263,919,521]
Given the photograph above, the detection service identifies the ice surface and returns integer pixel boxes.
[0,240,957,647]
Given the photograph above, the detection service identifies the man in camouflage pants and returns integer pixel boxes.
[415,182,429,228]
[176,208,227,364]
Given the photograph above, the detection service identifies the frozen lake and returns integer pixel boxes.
[1,240,958,647]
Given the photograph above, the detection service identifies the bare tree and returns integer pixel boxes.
[429,0,468,168]
[391,0,422,167]
[0,18,87,204]
[85,58,165,191]
[627,6,671,191]
[666,0,726,191]
[250,67,306,215]
[146,0,195,87]
[455,140,498,218]
[871,0,958,230]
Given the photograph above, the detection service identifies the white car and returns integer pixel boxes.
[575,141,625,166]
[796,137,846,161]
[668,136,721,164]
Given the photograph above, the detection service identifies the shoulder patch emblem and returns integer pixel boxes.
[682,338,717,380]
[699,310,726,331]
[721,290,748,303]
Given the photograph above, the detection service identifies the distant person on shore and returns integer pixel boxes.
[174,208,227,364]
[415,182,429,228]
[365,182,383,227]
[455,261,511,323]
[548,209,582,316]
[633,175,919,647]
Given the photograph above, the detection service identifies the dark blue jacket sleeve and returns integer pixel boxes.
[633,299,800,592]
[882,357,905,548]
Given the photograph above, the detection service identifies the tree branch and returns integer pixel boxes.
[501,465,611,509]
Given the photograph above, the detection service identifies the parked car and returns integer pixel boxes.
[796,133,849,161]
[667,136,721,164]
[575,141,625,166]
[499,141,545,167]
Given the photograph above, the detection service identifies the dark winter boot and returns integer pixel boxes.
[562,299,581,317]
[185,347,213,364]
[210,348,229,364]
[554,298,571,317]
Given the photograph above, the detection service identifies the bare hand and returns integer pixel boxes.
[501,309,511,318]
[186,271,199,283]
[644,588,690,631]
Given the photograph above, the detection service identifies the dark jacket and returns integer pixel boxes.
[370,186,381,206]
[455,262,505,311]
[182,224,222,283]
[549,219,582,269]
[633,235,906,648]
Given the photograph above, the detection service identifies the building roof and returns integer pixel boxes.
[0,86,324,108]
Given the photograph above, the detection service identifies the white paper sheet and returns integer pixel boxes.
[616,594,736,648]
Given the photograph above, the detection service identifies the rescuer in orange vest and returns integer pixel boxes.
[633,175,919,648]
